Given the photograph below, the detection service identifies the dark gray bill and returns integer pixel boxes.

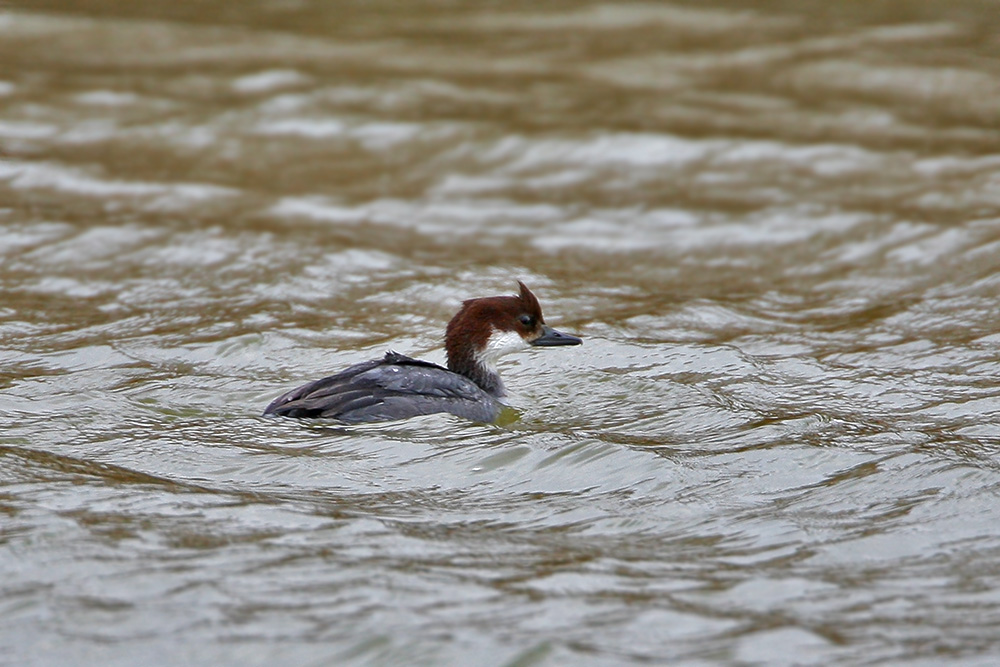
[531,325,582,346]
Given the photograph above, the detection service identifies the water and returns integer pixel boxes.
[3,2,1000,665]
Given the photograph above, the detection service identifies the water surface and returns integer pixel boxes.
[3,2,1000,665]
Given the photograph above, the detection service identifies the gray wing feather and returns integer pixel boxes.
[264,352,501,423]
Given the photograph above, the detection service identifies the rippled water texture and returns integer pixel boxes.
[3,2,1000,665]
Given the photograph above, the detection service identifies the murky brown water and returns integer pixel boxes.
[3,1,1000,665]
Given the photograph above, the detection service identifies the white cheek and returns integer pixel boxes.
[478,329,530,366]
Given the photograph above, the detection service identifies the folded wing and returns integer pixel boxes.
[263,352,501,423]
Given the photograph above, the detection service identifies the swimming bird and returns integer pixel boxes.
[263,281,582,423]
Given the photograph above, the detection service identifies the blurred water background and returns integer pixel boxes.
[3,1,1000,665]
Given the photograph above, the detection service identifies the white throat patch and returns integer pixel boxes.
[475,328,530,369]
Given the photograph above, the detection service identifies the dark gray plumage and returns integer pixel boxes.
[263,351,502,423]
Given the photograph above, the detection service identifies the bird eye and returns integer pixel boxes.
[518,314,534,327]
